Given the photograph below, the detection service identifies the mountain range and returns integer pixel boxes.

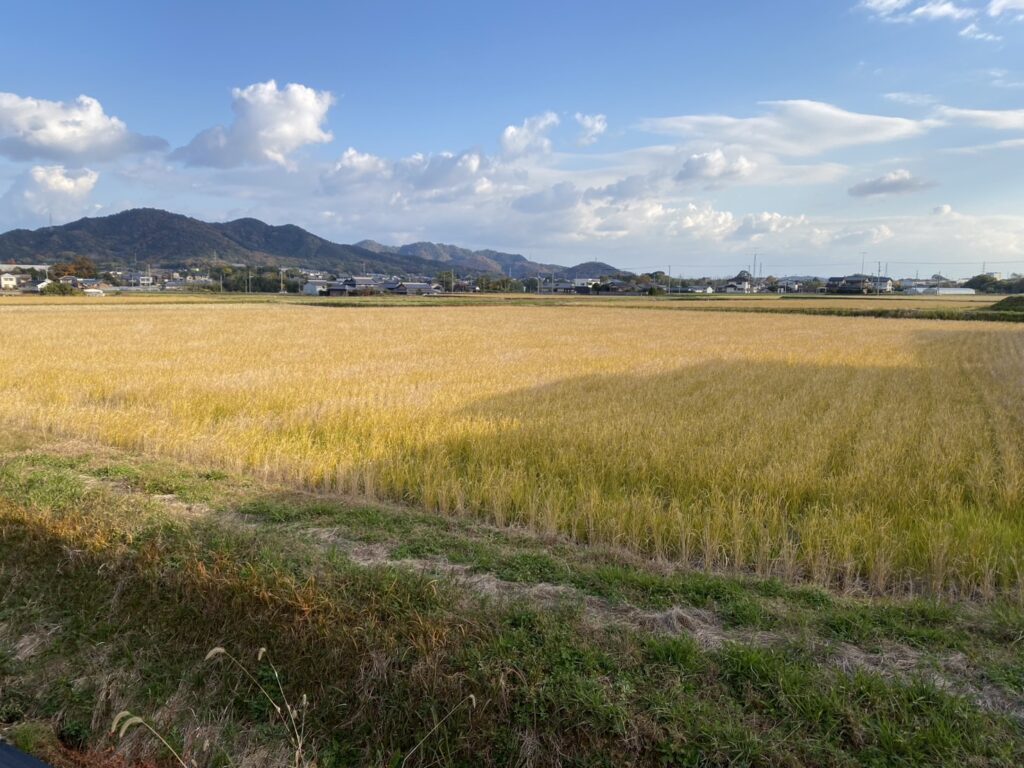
[0,209,625,279]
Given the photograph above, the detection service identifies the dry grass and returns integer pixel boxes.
[1,301,1022,596]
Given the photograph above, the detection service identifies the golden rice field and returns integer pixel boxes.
[2,300,1022,597]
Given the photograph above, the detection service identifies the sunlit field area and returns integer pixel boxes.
[3,300,1022,598]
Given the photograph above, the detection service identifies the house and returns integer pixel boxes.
[83,288,105,297]
[319,276,385,296]
[302,280,331,296]
[396,281,440,295]
[19,279,52,293]
[719,270,754,294]
[828,274,892,294]
[826,276,847,293]
[682,285,714,294]
[720,281,751,294]
[602,279,634,293]
[1,273,19,290]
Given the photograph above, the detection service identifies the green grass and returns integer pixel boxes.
[989,294,1024,313]
[0,436,1022,767]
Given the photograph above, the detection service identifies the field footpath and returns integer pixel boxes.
[1,430,1023,767]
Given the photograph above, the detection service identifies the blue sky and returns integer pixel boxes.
[2,0,1023,276]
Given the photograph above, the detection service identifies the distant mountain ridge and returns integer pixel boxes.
[0,209,627,279]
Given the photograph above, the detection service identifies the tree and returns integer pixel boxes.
[41,281,78,295]
[51,255,97,278]
[965,274,998,292]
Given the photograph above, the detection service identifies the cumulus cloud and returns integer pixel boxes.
[173,80,334,169]
[938,105,1024,129]
[848,169,935,196]
[676,149,756,182]
[733,211,808,240]
[910,1,975,21]
[512,181,581,213]
[320,145,495,205]
[501,112,560,156]
[0,92,165,163]
[959,23,1002,40]
[640,100,936,156]
[933,203,955,215]
[988,0,1024,16]
[328,147,391,180]
[672,202,737,240]
[574,113,607,146]
[859,0,914,17]
[394,150,490,193]
[0,164,99,227]
[830,224,895,246]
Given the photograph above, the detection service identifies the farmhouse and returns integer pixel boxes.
[19,279,52,293]
[394,281,441,295]
[720,280,751,294]
[828,274,894,294]
[1,273,20,290]
[303,280,331,296]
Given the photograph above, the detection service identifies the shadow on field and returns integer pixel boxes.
[349,335,1023,593]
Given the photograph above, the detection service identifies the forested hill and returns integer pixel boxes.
[0,208,626,278]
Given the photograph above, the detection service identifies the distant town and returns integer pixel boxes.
[2,257,1019,298]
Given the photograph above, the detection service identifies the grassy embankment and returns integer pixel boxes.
[1,432,1022,767]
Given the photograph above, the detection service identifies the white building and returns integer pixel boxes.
[925,287,976,295]
[303,280,331,296]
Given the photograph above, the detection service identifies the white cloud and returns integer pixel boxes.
[959,22,1002,40]
[394,150,490,193]
[0,92,165,163]
[327,147,391,181]
[860,0,914,17]
[988,69,1024,88]
[501,112,560,156]
[830,224,895,246]
[512,181,581,213]
[640,100,936,156]
[848,168,935,196]
[574,113,607,146]
[0,165,99,227]
[988,0,1024,16]
[675,149,756,182]
[910,2,975,21]
[733,211,808,240]
[884,91,936,105]
[933,203,955,215]
[173,80,334,169]
[671,202,737,240]
[938,105,1024,129]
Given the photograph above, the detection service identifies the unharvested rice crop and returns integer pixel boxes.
[2,301,1022,596]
